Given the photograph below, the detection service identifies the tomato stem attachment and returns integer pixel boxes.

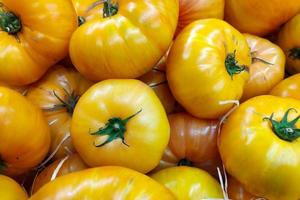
[264,108,300,142]
[90,109,142,147]
[177,158,193,167]
[225,51,248,79]
[78,16,86,26]
[103,0,118,18]
[288,47,300,60]
[0,6,21,35]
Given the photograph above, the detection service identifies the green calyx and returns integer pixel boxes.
[90,109,142,147]
[177,158,193,167]
[44,88,80,115]
[78,16,86,26]
[0,11,21,34]
[103,0,118,18]
[288,48,300,60]
[264,108,300,142]
[225,51,248,79]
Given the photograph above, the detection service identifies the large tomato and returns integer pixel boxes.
[0,87,50,176]
[270,73,300,100]
[228,176,258,200]
[154,113,221,177]
[151,166,223,200]
[225,0,300,36]
[32,154,87,193]
[167,19,251,119]
[219,95,300,199]
[176,0,224,35]
[0,0,77,86]
[26,65,93,159]
[30,166,175,200]
[71,79,170,173]
[241,34,285,101]
[0,175,27,200]
[69,0,179,81]
[277,14,300,74]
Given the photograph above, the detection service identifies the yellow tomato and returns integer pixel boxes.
[219,95,300,199]
[270,73,300,100]
[151,166,223,200]
[30,166,175,200]
[277,14,300,74]
[71,79,170,173]
[0,87,50,176]
[0,175,27,200]
[69,0,179,81]
[241,34,285,101]
[167,19,251,119]
[0,0,77,86]
[26,65,93,159]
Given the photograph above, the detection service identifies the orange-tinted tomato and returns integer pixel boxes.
[0,175,27,200]
[0,87,50,176]
[26,65,93,159]
[270,73,300,100]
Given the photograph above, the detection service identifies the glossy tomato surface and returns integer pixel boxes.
[0,175,27,200]
[270,73,300,100]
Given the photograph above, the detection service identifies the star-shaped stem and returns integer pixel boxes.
[225,50,248,79]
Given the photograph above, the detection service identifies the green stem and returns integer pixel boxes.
[90,109,142,147]
[225,51,248,79]
[177,158,193,167]
[288,48,300,60]
[264,108,300,142]
[103,0,118,18]
[78,16,86,26]
[0,10,21,34]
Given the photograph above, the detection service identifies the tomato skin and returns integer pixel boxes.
[0,175,28,200]
[270,74,300,100]
[277,14,300,74]
[153,113,221,177]
[167,19,251,119]
[241,34,285,101]
[0,0,77,86]
[225,0,300,36]
[228,176,258,200]
[71,79,170,173]
[219,95,300,199]
[176,0,224,35]
[69,0,179,81]
[26,65,93,159]
[29,166,175,200]
[0,87,50,176]
[151,166,223,200]
[32,154,88,193]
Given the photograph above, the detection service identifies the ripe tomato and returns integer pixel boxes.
[71,79,170,173]
[225,0,300,36]
[69,0,179,81]
[0,175,27,200]
[26,65,93,159]
[154,113,221,177]
[167,19,251,119]
[228,176,258,200]
[270,73,300,100]
[30,166,175,200]
[277,14,300,74]
[0,87,50,176]
[176,0,224,35]
[151,166,223,200]
[0,0,77,86]
[71,0,102,25]
[219,95,300,199]
[241,34,285,101]
[32,154,87,193]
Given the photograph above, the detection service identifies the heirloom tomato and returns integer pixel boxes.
[277,14,300,74]
[225,0,300,36]
[270,73,300,100]
[71,79,170,173]
[0,87,50,176]
[30,166,175,200]
[151,166,223,200]
[228,176,258,200]
[153,113,221,177]
[71,0,102,25]
[26,65,93,159]
[0,175,27,200]
[0,0,77,86]
[241,34,285,101]
[69,0,179,81]
[219,95,300,199]
[167,19,251,119]
[32,154,87,193]
[176,0,224,35]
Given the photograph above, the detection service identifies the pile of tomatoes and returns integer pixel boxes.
[1,0,300,199]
